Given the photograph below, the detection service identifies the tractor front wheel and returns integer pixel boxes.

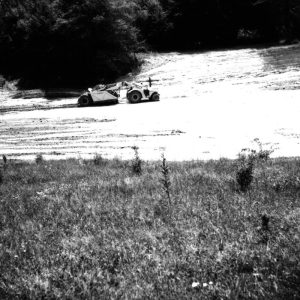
[150,92,160,101]
[127,90,142,104]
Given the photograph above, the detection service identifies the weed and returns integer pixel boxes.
[261,214,270,231]
[236,139,274,192]
[0,155,7,184]
[160,153,172,206]
[253,138,274,161]
[236,150,255,192]
[35,154,44,164]
[93,153,104,166]
[131,146,142,175]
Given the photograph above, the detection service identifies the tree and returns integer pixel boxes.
[0,0,139,87]
[253,0,300,41]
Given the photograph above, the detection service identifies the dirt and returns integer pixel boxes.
[2,43,300,161]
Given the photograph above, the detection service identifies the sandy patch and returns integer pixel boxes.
[1,44,300,161]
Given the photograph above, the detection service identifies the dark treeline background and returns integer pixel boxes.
[1,0,300,87]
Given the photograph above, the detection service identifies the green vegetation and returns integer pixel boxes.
[0,0,139,87]
[131,146,142,175]
[1,0,300,86]
[1,152,300,298]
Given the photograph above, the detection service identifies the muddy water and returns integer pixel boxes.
[1,44,300,161]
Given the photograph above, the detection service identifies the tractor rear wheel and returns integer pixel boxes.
[127,90,142,103]
[150,92,160,101]
[78,95,92,107]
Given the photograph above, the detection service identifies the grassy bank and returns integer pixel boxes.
[0,151,300,299]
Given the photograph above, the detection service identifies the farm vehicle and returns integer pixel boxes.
[78,78,160,107]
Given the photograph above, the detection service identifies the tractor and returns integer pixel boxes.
[77,78,159,107]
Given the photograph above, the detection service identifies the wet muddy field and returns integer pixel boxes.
[1,44,300,160]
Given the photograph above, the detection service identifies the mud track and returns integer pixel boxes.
[2,44,300,161]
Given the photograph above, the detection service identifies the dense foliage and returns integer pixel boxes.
[0,0,138,86]
[1,0,300,86]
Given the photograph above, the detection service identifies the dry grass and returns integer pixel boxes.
[0,154,300,299]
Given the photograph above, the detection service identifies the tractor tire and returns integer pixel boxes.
[127,90,142,103]
[78,95,92,107]
[150,92,160,101]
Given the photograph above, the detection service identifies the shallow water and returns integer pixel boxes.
[1,44,300,160]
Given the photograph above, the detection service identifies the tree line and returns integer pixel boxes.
[0,0,300,87]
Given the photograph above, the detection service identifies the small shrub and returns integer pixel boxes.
[2,155,8,172]
[261,214,270,231]
[132,146,142,175]
[93,154,104,166]
[253,138,274,161]
[272,173,300,194]
[236,150,255,192]
[35,154,44,164]
[236,140,274,192]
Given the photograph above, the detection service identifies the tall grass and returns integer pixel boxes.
[160,154,172,204]
[0,154,299,299]
[131,146,142,175]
